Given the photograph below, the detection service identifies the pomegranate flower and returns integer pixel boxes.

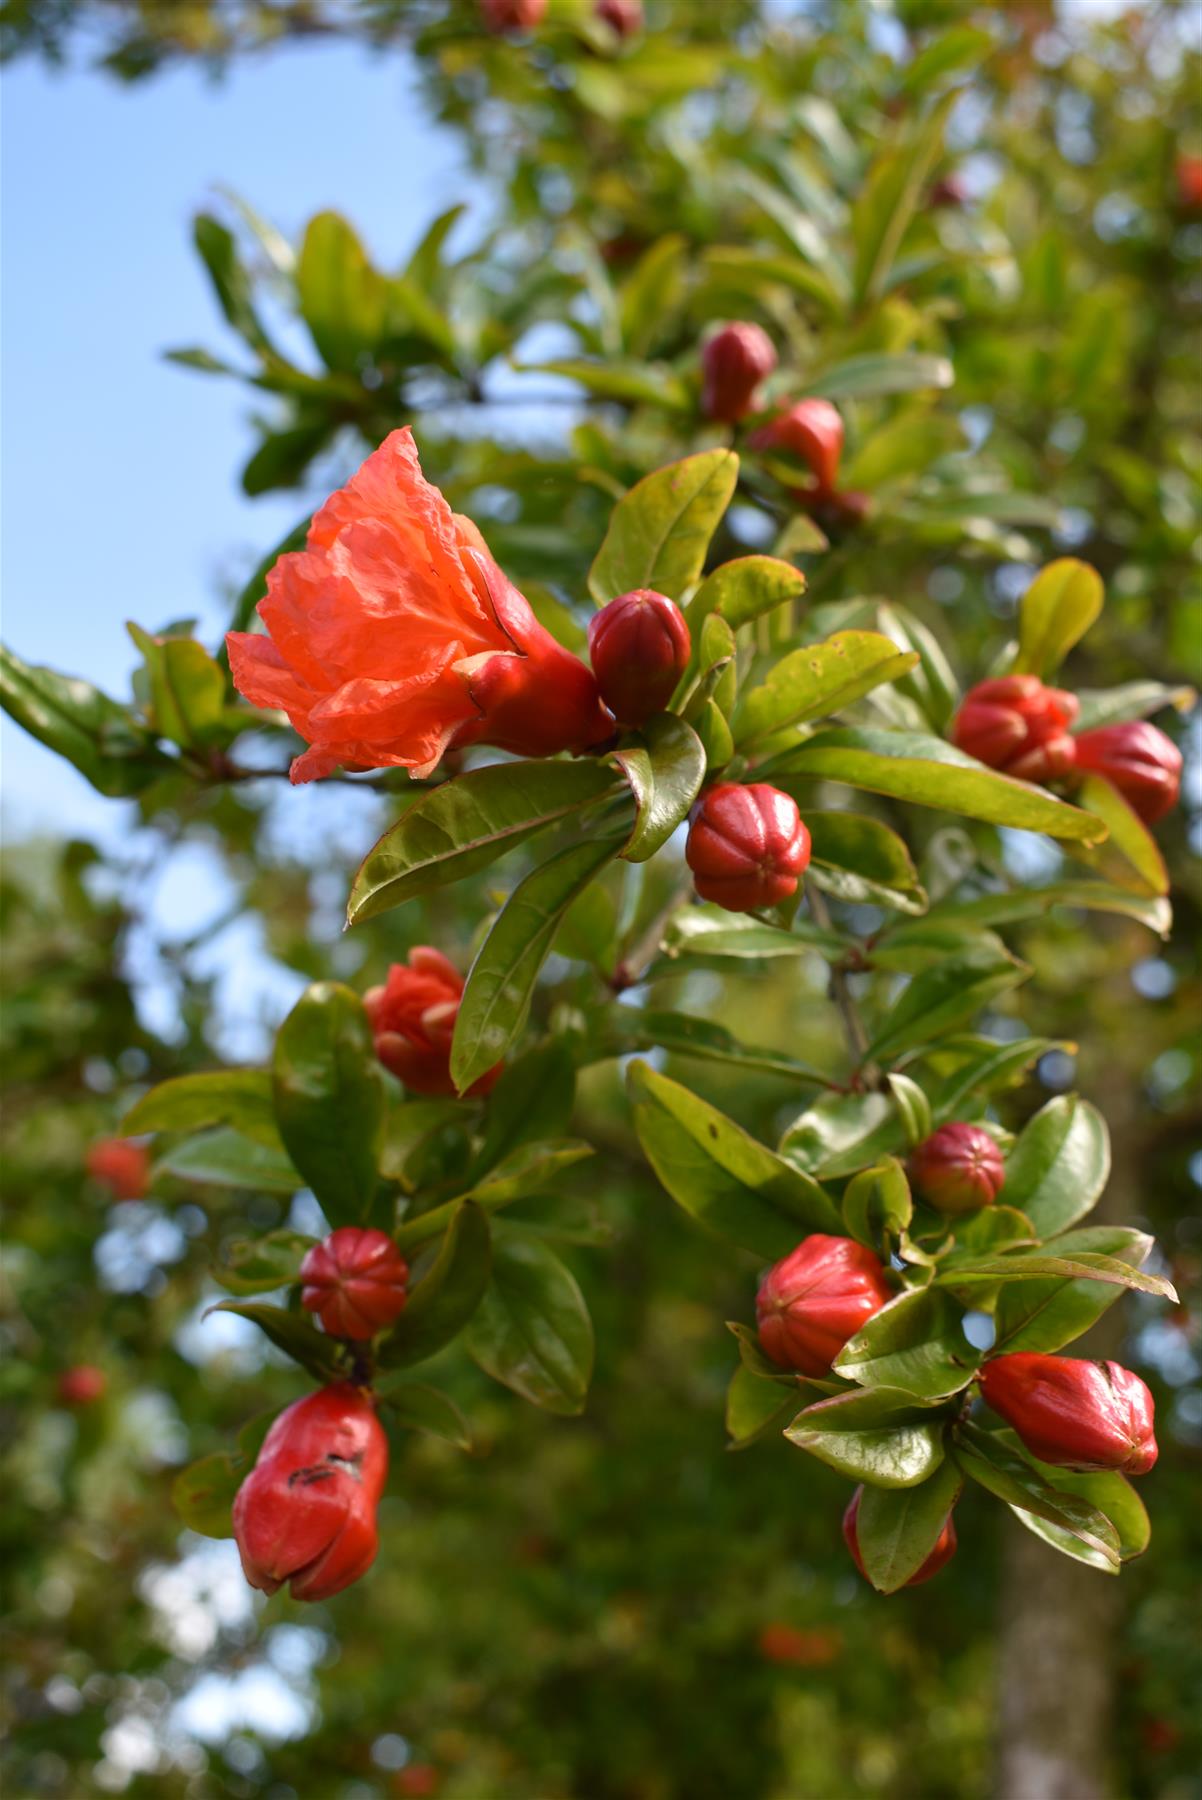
[227,429,611,783]
[364,946,503,1097]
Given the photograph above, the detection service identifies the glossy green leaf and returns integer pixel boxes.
[0,642,166,798]
[520,356,690,410]
[938,1245,1171,1298]
[152,1128,301,1193]
[736,632,918,747]
[469,1043,578,1182]
[627,1060,842,1257]
[918,882,1171,937]
[931,1037,1064,1120]
[785,1387,948,1488]
[886,1073,933,1147]
[1073,773,1168,898]
[347,761,620,925]
[688,556,806,630]
[379,1202,492,1368]
[994,1431,1149,1562]
[211,1301,344,1382]
[772,730,1105,841]
[379,1100,470,1191]
[954,1427,1121,1570]
[213,1229,316,1295]
[991,1228,1157,1354]
[395,1140,594,1250]
[466,1232,594,1416]
[606,1009,831,1084]
[1073,681,1195,732]
[588,448,739,604]
[127,625,228,749]
[375,1380,475,1452]
[662,904,846,962]
[779,1089,897,1178]
[855,1459,964,1593]
[193,212,272,351]
[726,1365,800,1449]
[833,1288,979,1400]
[1014,559,1104,678]
[272,982,385,1228]
[842,1158,912,1249]
[451,835,622,1093]
[297,210,389,372]
[866,942,1029,1063]
[804,352,954,400]
[807,811,926,914]
[1002,1096,1110,1236]
[123,1070,282,1150]
[609,713,706,861]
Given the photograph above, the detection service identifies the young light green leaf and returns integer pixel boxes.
[806,812,927,915]
[127,625,228,749]
[588,449,739,604]
[0,642,167,798]
[735,632,918,747]
[688,556,806,630]
[466,1232,594,1416]
[842,1158,912,1249]
[450,836,623,1093]
[627,1060,842,1258]
[272,982,385,1228]
[1014,559,1104,679]
[609,713,706,861]
[1072,773,1168,898]
[886,1073,933,1146]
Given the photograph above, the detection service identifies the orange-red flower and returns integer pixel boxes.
[86,1138,150,1201]
[364,947,503,1097]
[227,429,611,783]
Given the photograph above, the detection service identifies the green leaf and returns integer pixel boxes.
[296,210,389,373]
[379,1100,470,1191]
[466,1232,594,1415]
[378,1202,492,1369]
[919,882,1171,937]
[991,1228,1157,1355]
[886,1073,933,1147]
[519,356,690,410]
[211,1302,344,1382]
[898,25,995,96]
[193,213,272,351]
[470,1043,577,1181]
[736,633,919,748]
[954,1426,1121,1570]
[606,1010,831,1085]
[0,642,166,798]
[123,1070,282,1150]
[852,92,957,304]
[806,811,927,915]
[854,1459,964,1593]
[993,1431,1149,1562]
[727,1319,804,1384]
[785,1387,949,1488]
[619,234,688,357]
[214,1229,315,1295]
[772,729,1106,841]
[609,714,706,862]
[662,904,845,962]
[803,351,954,400]
[172,1450,242,1538]
[833,1288,979,1400]
[931,1037,1064,1119]
[688,556,806,631]
[1073,681,1196,732]
[375,1380,474,1452]
[1002,1096,1111,1237]
[1073,773,1168,898]
[726,1364,800,1449]
[627,1061,841,1258]
[866,942,1029,1064]
[779,1090,896,1177]
[395,1140,594,1251]
[1013,559,1104,679]
[272,983,385,1228]
[152,1128,300,1193]
[127,625,228,749]
[347,761,620,925]
[588,449,739,604]
[843,1158,912,1250]
[450,836,622,1094]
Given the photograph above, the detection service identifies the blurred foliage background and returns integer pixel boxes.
[2,2,1201,1797]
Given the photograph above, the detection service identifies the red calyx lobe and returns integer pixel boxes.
[978,1353,1158,1476]
[595,0,641,37]
[701,322,777,423]
[951,675,1079,782]
[843,1487,958,1588]
[587,589,691,728]
[748,399,844,499]
[909,1122,1005,1215]
[685,782,811,913]
[481,0,546,31]
[233,1383,389,1602]
[300,1228,409,1340]
[1072,721,1182,824]
[364,947,502,1097]
[756,1234,893,1376]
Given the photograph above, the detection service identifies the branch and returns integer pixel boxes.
[805,880,878,1086]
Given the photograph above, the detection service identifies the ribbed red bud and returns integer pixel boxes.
[1073,721,1182,824]
[909,1122,1005,1215]
[843,1487,958,1587]
[481,0,546,30]
[587,589,691,728]
[57,1366,107,1407]
[700,323,778,423]
[86,1138,150,1201]
[595,0,642,37]
[951,675,1079,782]
[756,1234,893,1376]
[233,1384,389,1601]
[748,399,844,499]
[300,1228,409,1340]
[364,947,502,1097]
[978,1353,1158,1476]
[685,782,811,913]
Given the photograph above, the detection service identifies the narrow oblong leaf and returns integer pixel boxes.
[1,642,166,798]
[450,836,623,1093]
[378,1201,492,1369]
[210,1302,345,1382]
[991,1227,1157,1355]
[152,1128,300,1194]
[588,448,739,604]
[993,1431,1149,1562]
[866,943,1029,1064]
[807,812,926,915]
[954,1426,1121,1570]
[375,1380,475,1452]
[726,1365,801,1448]
[466,1232,594,1415]
[1014,559,1104,679]
[842,1158,912,1249]
[662,904,845,962]
[1002,1096,1110,1237]
[123,1070,282,1150]
[347,761,620,925]
[609,714,706,862]
[1072,773,1168,898]
[272,982,385,1228]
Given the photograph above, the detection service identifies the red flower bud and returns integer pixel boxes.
[86,1138,149,1201]
[595,0,642,37]
[757,1622,841,1666]
[951,675,1079,782]
[587,589,691,727]
[57,1366,107,1407]
[300,1228,409,1340]
[395,1768,441,1799]
[929,172,970,209]
[685,782,811,913]
[748,400,844,499]
[233,1383,389,1601]
[1176,153,1202,213]
[843,1486,958,1587]
[481,0,546,30]
[228,429,610,782]
[978,1353,1158,1475]
[700,323,778,423]
[909,1123,1006,1215]
[364,948,502,1097]
[1072,721,1182,824]
[756,1234,892,1376]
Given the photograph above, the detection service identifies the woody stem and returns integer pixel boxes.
[805,880,876,1084]
[610,879,694,992]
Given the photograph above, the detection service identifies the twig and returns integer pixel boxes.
[609,879,693,992]
[806,880,877,1086]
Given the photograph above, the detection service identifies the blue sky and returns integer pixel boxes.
[1,43,466,840]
